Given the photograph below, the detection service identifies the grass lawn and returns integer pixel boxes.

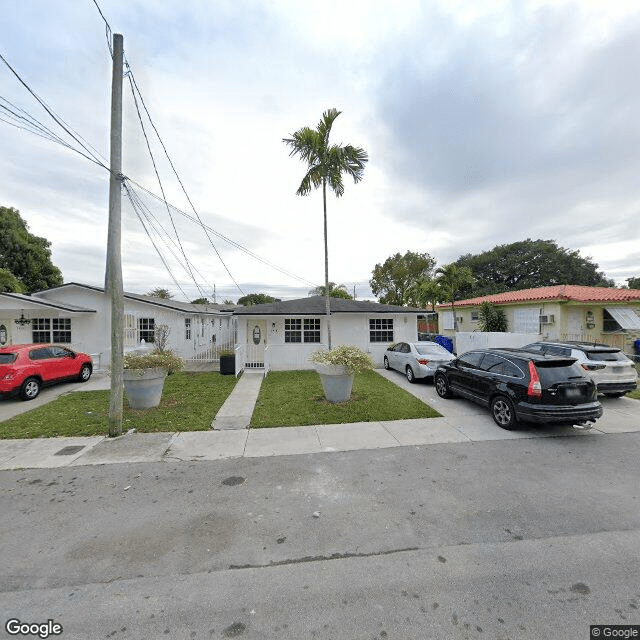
[0,372,238,439]
[250,369,440,428]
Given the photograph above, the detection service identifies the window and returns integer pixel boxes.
[602,309,621,332]
[471,310,479,322]
[457,351,484,368]
[285,318,302,343]
[303,318,321,343]
[124,314,136,346]
[513,308,541,334]
[369,318,393,342]
[185,318,192,340]
[441,311,454,331]
[285,318,321,343]
[139,318,155,343]
[32,318,71,343]
[29,347,53,360]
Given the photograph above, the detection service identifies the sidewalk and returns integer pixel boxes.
[0,369,638,471]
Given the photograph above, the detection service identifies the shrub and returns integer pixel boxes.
[478,302,508,332]
[310,345,374,374]
[122,350,184,374]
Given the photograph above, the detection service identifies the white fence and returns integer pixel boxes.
[455,332,539,355]
[264,344,327,372]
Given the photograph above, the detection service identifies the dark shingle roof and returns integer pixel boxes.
[234,296,426,315]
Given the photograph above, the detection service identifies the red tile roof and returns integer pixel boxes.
[438,285,640,308]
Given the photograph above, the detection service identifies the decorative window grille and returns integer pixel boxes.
[185,318,192,340]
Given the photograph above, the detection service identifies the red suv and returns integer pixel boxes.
[0,344,93,401]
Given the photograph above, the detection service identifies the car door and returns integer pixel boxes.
[28,347,55,381]
[396,343,411,372]
[448,351,485,397]
[387,343,404,371]
[49,346,78,379]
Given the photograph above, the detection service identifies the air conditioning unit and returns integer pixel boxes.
[539,314,555,324]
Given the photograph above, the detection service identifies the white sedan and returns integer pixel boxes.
[383,341,455,383]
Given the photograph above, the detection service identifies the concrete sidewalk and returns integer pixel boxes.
[0,369,638,471]
[211,370,264,430]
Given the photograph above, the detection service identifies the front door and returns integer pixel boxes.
[567,309,583,339]
[246,320,266,368]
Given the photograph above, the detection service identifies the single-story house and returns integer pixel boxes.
[233,295,428,372]
[1,283,236,368]
[437,285,640,354]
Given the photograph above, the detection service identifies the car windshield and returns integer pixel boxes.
[415,344,451,357]
[0,353,17,364]
[585,350,628,362]
[534,360,586,384]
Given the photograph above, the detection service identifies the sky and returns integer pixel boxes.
[1,0,639,303]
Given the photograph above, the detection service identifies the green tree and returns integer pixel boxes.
[147,287,173,299]
[0,267,25,293]
[237,293,281,306]
[370,251,437,305]
[284,108,368,348]
[191,297,211,304]
[477,302,508,332]
[222,299,235,305]
[454,239,614,298]
[626,276,640,289]
[0,206,63,293]
[309,282,353,299]
[406,277,442,310]
[435,263,476,332]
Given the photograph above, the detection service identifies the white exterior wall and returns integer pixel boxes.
[455,332,540,355]
[238,312,421,370]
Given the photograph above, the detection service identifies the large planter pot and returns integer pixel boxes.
[315,363,355,403]
[219,354,236,375]
[123,367,168,409]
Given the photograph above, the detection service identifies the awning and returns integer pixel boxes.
[605,307,640,330]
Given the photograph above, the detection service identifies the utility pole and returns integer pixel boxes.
[105,33,124,437]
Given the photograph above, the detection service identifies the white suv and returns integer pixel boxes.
[522,341,638,398]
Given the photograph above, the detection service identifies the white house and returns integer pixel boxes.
[1,283,236,369]
[233,296,428,372]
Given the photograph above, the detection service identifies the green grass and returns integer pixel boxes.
[0,372,238,439]
[250,369,440,428]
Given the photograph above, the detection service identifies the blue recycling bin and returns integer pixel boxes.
[435,335,454,353]
[635,339,640,355]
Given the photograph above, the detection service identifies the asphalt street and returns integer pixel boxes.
[1,431,639,639]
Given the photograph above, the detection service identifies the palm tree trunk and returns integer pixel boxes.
[323,179,331,349]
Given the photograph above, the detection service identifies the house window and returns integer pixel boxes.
[285,318,302,343]
[185,318,192,340]
[303,318,321,343]
[32,318,71,343]
[139,318,155,343]
[369,318,394,342]
[602,309,621,332]
[471,310,479,322]
[124,314,136,346]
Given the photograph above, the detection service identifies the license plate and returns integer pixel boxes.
[565,387,582,399]
[612,367,624,373]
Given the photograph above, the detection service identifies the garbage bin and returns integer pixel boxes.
[435,335,454,353]
[635,339,640,355]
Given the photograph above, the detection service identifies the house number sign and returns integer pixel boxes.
[252,326,261,344]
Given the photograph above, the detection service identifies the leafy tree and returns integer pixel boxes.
[477,302,508,332]
[222,299,235,305]
[626,276,640,289]
[309,282,353,299]
[0,206,63,293]
[0,267,25,293]
[406,277,442,310]
[454,239,614,298]
[370,251,437,305]
[191,297,211,304]
[284,108,368,348]
[436,263,476,332]
[147,287,173,299]
[237,293,281,306]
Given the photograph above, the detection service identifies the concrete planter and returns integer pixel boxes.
[315,363,355,403]
[123,367,168,409]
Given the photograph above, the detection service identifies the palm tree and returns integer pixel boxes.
[435,264,475,332]
[308,282,353,299]
[407,277,442,311]
[284,109,368,348]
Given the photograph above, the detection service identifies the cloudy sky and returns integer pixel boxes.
[1,0,639,302]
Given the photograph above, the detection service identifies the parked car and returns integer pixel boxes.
[434,348,603,430]
[521,341,638,397]
[384,341,455,383]
[0,344,93,401]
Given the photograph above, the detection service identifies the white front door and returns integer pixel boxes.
[246,320,266,368]
[0,320,11,345]
[567,309,583,339]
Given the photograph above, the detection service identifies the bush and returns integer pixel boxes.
[122,350,184,374]
[310,345,374,374]
[478,302,508,332]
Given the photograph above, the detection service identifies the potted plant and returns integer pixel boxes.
[219,349,236,375]
[310,345,374,402]
[122,350,183,409]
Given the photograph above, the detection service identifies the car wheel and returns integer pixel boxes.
[79,364,92,382]
[383,356,390,370]
[20,377,41,401]
[434,373,452,399]
[491,395,518,430]
[406,366,416,383]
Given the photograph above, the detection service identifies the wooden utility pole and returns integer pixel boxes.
[105,33,124,437]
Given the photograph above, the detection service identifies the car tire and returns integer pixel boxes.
[434,373,452,399]
[491,395,518,430]
[406,366,416,383]
[383,356,390,370]
[20,377,41,401]
[79,364,92,382]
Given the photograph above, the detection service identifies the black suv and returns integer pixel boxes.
[434,348,603,430]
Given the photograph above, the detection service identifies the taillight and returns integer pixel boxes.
[417,359,429,365]
[582,363,606,371]
[528,361,542,399]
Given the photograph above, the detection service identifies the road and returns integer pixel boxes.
[1,432,639,639]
